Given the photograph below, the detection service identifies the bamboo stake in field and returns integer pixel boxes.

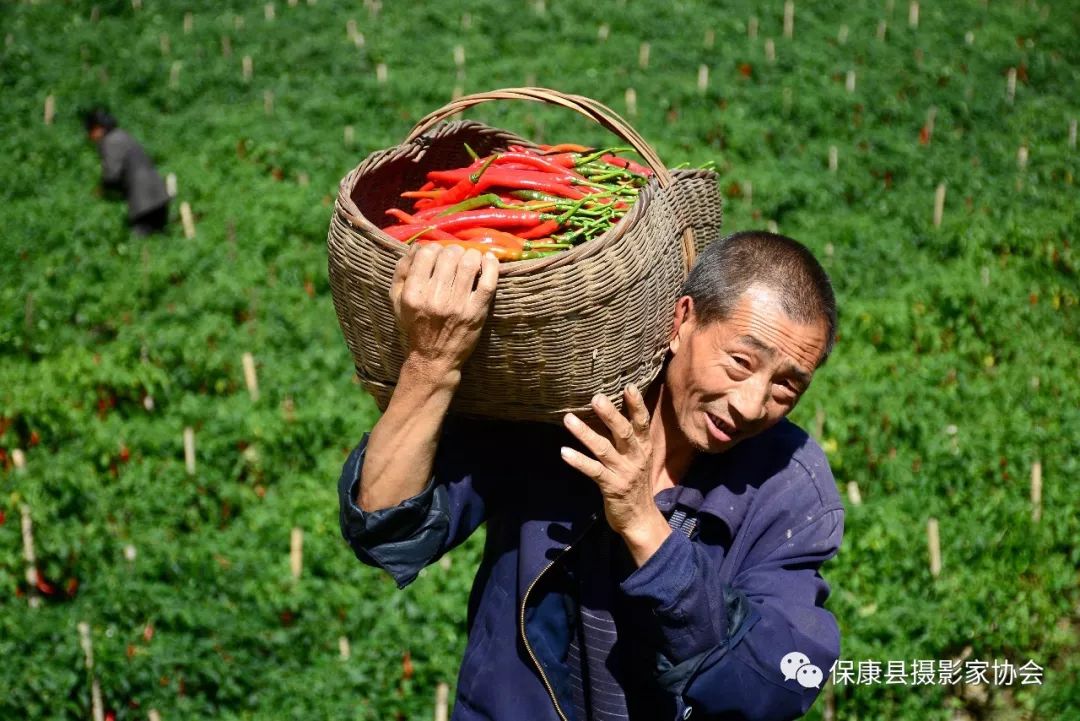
[597,23,609,41]
[43,95,55,126]
[339,636,351,660]
[742,180,752,208]
[925,106,937,144]
[78,622,105,721]
[169,61,181,89]
[183,426,196,475]
[766,220,779,233]
[765,38,776,63]
[933,183,946,227]
[746,18,756,40]
[242,352,259,401]
[1006,67,1016,105]
[828,145,838,172]
[290,527,303,580]
[165,173,177,198]
[877,20,887,41]
[783,0,794,39]
[159,33,170,56]
[624,87,637,117]
[461,13,471,30]
[704,28,715,47]
[180,201,195,238]
[1017,145,1028,170]
[242,55,253,82]
[965,30,974,45]
[221,35,232,57]
[376,63,388,84]
[697,65,709,94]
[183,11,193,33]
[21,505,39,609]
[435,683,450,721]
[837,25,848,45]
[1030,461,1042,522]
[909,1,919,28]
[927,517,941,577]
[638,42,650,70]
[264,90,274,115]
[148,711,161,721]
[1069,119,1077,149]
[344,125,354,147]
[265,3,275,21]
[131,0,141,10]
[453,44,465,68]
[452,84,464,101]
[234,14,245,31]
[847,482,862,506]
[846,70,856,93]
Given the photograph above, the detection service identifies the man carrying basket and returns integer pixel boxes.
[338,230,843,721]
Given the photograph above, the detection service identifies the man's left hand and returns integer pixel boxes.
[560,385,671,565]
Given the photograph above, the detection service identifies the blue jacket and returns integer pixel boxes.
[338,416,844,720]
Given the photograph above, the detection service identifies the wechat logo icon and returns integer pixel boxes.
[780,651,823,689]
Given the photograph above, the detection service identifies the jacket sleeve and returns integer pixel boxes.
[337,417,510,589]
[620,507,844,721]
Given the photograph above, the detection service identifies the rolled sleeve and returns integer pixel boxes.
[337,435,451,589]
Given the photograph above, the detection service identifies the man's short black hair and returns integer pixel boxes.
[82,108,117,132]
[680,230,838,366]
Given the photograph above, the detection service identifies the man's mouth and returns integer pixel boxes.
[705,411,737,443]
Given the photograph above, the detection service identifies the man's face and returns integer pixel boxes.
[664,285,828,453]
[88,126,105,143]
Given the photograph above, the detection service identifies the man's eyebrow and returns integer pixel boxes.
[734,334,775,358]
[734,334,814,386]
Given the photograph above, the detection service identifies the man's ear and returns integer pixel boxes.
[669,296,694,355]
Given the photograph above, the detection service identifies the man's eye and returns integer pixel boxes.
[731,355,752,369]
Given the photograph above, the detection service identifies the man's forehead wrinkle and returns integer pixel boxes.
[716,296,825,374]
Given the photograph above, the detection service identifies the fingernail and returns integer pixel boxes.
[560,446,572,459]
[563,413,579,427]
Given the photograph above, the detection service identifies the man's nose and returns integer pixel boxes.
[729,377,770,424]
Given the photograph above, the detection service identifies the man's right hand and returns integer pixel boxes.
[357,243,499,513]
[390,243,500,380]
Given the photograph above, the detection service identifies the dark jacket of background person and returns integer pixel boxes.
[98,128,170,222]
[339,415,844,721]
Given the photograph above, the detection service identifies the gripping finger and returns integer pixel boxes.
[389,246,416,312]
[563,412,617,466]
[467,251,500,312]
[591,393,635,452]
[623,384,651,436]
[450,248,485,307]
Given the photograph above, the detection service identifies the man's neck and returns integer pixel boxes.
[645,381,697,494]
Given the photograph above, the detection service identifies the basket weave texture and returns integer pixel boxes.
[326,88,722,424]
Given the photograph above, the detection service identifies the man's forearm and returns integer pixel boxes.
[357,355,460,512]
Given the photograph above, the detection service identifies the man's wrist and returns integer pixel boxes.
[619,508,672,568]
[399,353,462,393]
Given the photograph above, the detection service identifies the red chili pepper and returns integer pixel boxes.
[385,208,420,224]
[517,219,561,239]
[419,239,522,261]
[544,143,592,153]
[492,152,584,177]
[601,154,653,176]
[428,208,543,232]
[382,224,457,241]
[400,190,444,199]
[455,227,526,250]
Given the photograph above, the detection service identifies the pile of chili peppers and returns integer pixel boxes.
[381,143,654,261]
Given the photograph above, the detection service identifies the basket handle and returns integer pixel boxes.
[404,87,675,189]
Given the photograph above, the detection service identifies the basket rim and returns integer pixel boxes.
[334,119,672,277]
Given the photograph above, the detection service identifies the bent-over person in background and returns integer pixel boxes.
[338,231,844,721]
[83,109,170,237]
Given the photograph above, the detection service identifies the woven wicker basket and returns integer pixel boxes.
[327,88,721,424]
